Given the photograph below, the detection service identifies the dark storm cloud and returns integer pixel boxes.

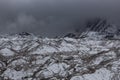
[0,0,120,37]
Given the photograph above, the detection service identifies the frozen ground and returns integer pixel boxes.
[0,32,120,80]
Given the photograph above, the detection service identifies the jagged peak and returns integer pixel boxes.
[80,18,119,39]
[85,18,118,34]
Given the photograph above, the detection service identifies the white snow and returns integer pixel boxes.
[71,68,113,80]
[0,31,120,79]
[2,69,27,80]
[0,48,15,56]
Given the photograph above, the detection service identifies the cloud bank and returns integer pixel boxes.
[0,0,120,37]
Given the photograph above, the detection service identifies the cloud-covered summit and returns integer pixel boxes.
[0,0,120,37]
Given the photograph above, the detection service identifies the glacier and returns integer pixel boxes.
[0,31,120,80]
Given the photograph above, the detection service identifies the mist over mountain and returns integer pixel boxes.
[0,0,120,37]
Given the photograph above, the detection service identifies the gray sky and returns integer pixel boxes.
[0,0,120,37]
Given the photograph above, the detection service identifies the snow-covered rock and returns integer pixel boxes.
[0,32,120,80]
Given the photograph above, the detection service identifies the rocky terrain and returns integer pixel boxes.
[0,31,120,80]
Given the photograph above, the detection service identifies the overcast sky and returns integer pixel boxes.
[0,0,120,37]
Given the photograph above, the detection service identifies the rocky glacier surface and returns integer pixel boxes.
[0,32,120,80]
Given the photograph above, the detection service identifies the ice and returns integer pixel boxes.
[0,48,15,56]
[0,31,120,79]
[71,68,113,80]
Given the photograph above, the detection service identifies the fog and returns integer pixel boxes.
[0,0,120,37]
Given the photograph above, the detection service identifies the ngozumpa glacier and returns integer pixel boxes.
[0,19,120,80]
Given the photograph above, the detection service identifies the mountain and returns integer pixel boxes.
[80,18,120,40]
[0,31,120,80]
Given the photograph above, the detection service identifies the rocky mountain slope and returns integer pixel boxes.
[0,31,120,80]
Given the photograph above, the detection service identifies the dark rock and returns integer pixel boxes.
[64,33,76,38]
[19,32,31,36]
[104,33,114,39]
